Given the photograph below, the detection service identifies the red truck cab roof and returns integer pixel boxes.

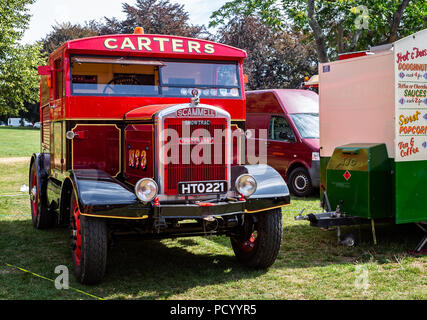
[53,34,247,61]
[44,33,248,122]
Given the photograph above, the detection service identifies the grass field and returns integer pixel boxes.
[0,127,40,158]
[0,128,425,300]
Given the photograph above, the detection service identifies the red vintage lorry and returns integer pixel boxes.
[30,29,290,284]
[246,89,320,197]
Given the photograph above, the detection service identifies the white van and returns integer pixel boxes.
[8,118,22,127]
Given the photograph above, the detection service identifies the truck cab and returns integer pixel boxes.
[30,30,290,284]
[246,89,320,197]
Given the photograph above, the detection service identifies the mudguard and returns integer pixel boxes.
[67,169,149,218]
[29,153,50,201]
[232,164,290,213]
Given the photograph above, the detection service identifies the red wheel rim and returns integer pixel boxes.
[72,200,82,266]
[239,232,257,253]
[31,172,38,217]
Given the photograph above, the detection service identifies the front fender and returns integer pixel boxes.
[232,164,290,213]
[66,169,150,219]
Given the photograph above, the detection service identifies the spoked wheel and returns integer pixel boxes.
[70,192,108,285]
[29,162,53,229]
[71,199,82,267]
[231,208,283,269]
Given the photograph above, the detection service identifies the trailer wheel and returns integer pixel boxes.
[288,167,313,197]
[340,233,357,247]
[29,162,54,229]
[231,208,282,269]
[70,192,108,284]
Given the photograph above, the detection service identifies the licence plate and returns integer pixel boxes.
[178,181,227,195]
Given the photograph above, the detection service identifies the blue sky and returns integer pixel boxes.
[21,0,229,44]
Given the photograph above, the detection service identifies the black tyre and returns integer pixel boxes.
[340,233,357,247]
[288,167,313,197]
[29,162,54,229]
[70,192,108,284]
[231,208,282,269]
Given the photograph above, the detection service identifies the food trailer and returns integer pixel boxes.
[296,29,427,252]
[30,28,290,284]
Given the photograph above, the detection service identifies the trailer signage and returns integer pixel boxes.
[394,30,427,162]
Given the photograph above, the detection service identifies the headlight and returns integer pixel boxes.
[235,174,257,198]
[312,152,320,161]
[135,178,158,203]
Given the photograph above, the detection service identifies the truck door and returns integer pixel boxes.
[267,115,299,180]
[50,56,64,173]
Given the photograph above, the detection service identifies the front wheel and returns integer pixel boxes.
[230,208,283,269]
[29,162,54,229]
[70,192,108,284]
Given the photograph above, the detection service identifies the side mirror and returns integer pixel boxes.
[38,66,51,75]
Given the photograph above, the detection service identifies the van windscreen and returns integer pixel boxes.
[289,113,319,139]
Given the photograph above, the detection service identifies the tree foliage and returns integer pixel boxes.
[216,16,317,89]
[100,0,207,37]
[210,0,427,62]
[41,21,100,55]
[40,0,208,55]
[0,0,44,117]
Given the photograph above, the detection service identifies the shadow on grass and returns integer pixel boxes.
[0,217,424,300]
[0,219,266,299]
[207,220,425,269]
[279,221,424,268]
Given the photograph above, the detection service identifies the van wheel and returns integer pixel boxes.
[230,208,282,269]
[29,162,54,229]
[288,167,313,197]
[70,192,108,284]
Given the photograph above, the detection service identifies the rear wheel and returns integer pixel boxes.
[70,192,108,284]
[231,208,283,269]
[288,167,313,197]
[29,162,53,229]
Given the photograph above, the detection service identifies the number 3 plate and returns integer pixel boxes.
[178,181,227,195]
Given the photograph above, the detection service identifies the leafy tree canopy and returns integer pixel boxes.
[41,0,209,55]
[210,0,427,62]
[215,15,317,89]
[0,0,44,117]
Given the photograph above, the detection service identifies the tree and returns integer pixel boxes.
[216,16,317,89]
[0,0,44,117]
[100,0,207,38]
[41,21,100,55]
[40,0,209,55]
[210,0,427,63]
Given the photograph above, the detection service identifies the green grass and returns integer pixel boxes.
[0,160,425,300]
[0,128,425,300]
[0,127,40,157]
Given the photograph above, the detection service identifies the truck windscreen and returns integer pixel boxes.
[70,56,241,98]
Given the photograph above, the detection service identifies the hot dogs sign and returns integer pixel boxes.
[395,30,427,162]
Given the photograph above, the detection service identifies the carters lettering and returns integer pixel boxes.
[104,36,215,54]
